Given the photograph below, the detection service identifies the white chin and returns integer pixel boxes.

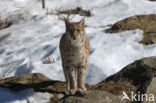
[71,38,84,47]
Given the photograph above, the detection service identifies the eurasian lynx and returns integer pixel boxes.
[59,18,90,95]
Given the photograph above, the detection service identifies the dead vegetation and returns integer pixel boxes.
[46,7,93,17]
[42,51,54,64]
[91,81,136,96]
[0,17,12,30]
[86,24,113,28]
[43,57,54,64]
[46,7,114,29]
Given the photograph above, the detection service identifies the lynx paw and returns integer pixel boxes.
[65,91,70,95]
[69,89,77,95]
[77,88,86,95]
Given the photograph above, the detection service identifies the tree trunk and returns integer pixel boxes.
[42,0,45,9]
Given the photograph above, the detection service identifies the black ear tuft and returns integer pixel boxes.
[65,19,70,29]
[79,18,85,27]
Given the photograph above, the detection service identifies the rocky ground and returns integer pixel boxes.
[0,56,155,103]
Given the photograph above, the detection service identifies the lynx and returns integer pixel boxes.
[59,18,90,95]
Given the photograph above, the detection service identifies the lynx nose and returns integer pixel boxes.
[72,36,76,40]
[72,34,79,40]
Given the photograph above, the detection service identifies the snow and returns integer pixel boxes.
[0,88,52,103]
[0,0,156,103]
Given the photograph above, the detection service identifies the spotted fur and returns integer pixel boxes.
[59,19,90,95]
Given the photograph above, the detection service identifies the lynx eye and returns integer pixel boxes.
[70,29,74,35]
[77,29,81,33]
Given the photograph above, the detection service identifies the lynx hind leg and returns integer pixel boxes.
[77,65,87,94]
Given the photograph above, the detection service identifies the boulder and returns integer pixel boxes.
[0,73,67,103]
[0,73,66,93]
[103,56,156,94]
[108,14,156,45]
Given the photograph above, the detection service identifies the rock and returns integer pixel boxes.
[0,73,67,103]
[103,56,156,93]
[145,77,156,103]
[57,90,127,103]
[108,14,156,45]
[0,73,66,93]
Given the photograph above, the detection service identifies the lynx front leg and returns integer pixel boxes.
[68,66,77,95]
[77,65,87,94]
[63,66,70,95]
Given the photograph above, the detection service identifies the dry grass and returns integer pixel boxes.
[42,57,54,64]
[89,81,136,96]
[0,17,12,30]
[42,51,54,64]
[46,7,93,17]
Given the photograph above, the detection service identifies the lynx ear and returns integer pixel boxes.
[79,18,85,27]
[65,19,70,29]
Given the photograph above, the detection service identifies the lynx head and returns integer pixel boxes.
[65,18,86,40]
